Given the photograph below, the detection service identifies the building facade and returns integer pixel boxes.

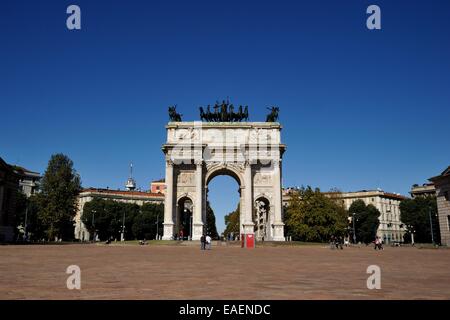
[335,190,407,243]
[16,167,41,197]
[430,166,450,246]
[0,158,20,242]
[410,183,436,198]
[74,188,165,241]
[151,179,166,194]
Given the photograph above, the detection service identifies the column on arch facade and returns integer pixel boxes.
[242,161,255,235]
[272,159,285,241]
[163,160,175,240]
[192,161,204,240]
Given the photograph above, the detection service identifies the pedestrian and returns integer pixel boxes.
[374,237,383,250]
[200,234,206,250]
[206,234,212,250]
[330,235,335,250]
[337,236,344,250]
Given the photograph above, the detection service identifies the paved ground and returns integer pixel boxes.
[0,244,449,300]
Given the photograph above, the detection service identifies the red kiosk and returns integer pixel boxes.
[241,233,255,249]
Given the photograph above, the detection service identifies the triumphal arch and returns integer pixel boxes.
[162,104,286,241]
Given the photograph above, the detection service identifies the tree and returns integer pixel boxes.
[224,204,240,238]
[37,154,81,241]
[132,203,164,240]
[348,200,381,244]
[205,201,219,239]
[82,198,114,241]
[82,198,141,241]
[400,197,440,244]
[14,191,28,240]
[284,187,348,242]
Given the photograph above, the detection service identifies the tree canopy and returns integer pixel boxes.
[284,187,348,242]
[400,197,440,244]
[82,198,163,241]
[224,204,240,237]
[205,201,219,239]
[37,153,81,240]
[348,200,381,244]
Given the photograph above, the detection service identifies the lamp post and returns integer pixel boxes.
[156,212,160,240]
[190,212,193,241]
[92,210,96,242]
[121,211,126,242]
[428,206,435,245]
[23,204,28,241]
[352,213,357,244]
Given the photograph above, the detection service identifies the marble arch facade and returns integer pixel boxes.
[162,122,286,241]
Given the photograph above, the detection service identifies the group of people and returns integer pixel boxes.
[200,234,212,250]
[374,236,384,250]
[330,235,345,250]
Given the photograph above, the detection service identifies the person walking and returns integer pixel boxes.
[206,234,212,250]
[337,236,344,250]
[330,235,335,250]
[200,234,206,250]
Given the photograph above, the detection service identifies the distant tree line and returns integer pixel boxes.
[81,199,164,241]
[13,153,169,242]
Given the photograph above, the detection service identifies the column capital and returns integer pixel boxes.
[166,159,174,167]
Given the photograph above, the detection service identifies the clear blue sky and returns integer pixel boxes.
[1,0,450,233]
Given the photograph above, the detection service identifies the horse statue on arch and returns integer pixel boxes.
[266,106,279,122]
[168,105,182,122]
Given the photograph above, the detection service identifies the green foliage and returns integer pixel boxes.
[14,191,28,231]
[284,187,348,243]
[224,204,240,237]
[82,198,163,241]
[132,203,164,240]
[349,200,381,244]
[37,153,81,240]
[205,201,219,239]
[400,197,440,244]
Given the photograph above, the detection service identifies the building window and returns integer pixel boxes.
[444,191,449,201]
[448,216,450,231]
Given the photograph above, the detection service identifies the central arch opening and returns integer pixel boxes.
[177,197,193,240]
[206,169,242,240]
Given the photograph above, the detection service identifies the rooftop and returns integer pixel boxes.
[80,188,165,198]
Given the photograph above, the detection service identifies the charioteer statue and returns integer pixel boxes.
[168,102,279,123]
[200,100,249,122]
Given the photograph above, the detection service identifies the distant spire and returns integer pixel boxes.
[125,162,136,191]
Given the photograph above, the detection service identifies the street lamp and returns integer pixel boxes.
[23,203,29,241]
[407,225,416,246]
[92,210,96,242]
[121,211,126,242]
[428,206,435,246]
[190,213,193,241]
[155,212,160,240]
[352,213,357,244]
